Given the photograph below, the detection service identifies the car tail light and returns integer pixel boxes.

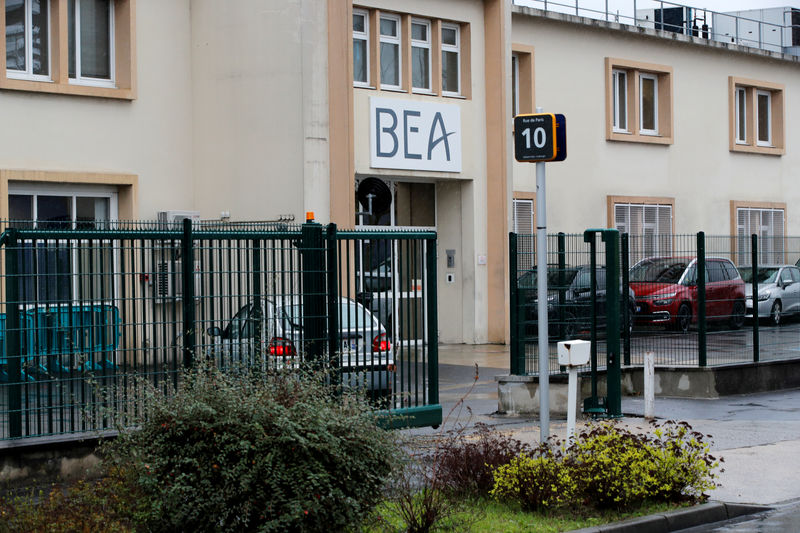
[268,337,296,357]
[372,333,390,352]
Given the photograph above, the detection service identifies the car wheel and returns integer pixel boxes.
[730,300,746,330]
[770,300,782,327]
[676,303,691,333]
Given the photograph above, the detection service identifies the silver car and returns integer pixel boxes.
[205,297,395,397]
[740,265,800,326]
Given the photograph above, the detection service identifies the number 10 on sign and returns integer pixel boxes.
[513,113,566,163]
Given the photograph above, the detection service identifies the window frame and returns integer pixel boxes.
[440,22,460,96]
[410,17,431,93]
[728,77,784,156]
[0,0,135,99]
[352,8,369,87]
[68,0,115,88]
[5,0,52,81]
[608,195,675,265]
[638,72,658,135]
[735,86,747,144]
[378,13,401,90]
[756,89,772,147]
[731,200,786,265]
[612,69,627,132]
[605,58,673,145]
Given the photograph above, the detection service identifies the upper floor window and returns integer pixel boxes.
[68,0,114,86]
[605,58,673,145]
[352,9,368,86]
[379,14,400,89]
[5,0,50,80]
[2,0,134,99]
[441,23,460,95]
[411,18,430,92]
[728,77,784,155]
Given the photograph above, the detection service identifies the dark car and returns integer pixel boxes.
[518,265,636,340]
[630,256,746,332]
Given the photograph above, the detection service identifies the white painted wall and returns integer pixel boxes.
[512,12,800,236]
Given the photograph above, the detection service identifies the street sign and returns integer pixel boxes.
[513,113,567,163]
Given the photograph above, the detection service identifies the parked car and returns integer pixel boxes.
[518,265,636,340]
[629,256,746,332]
[739,264,800,326]
[204,297,394,397]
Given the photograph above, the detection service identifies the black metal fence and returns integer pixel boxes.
[0,220,441,441]
[511,231,800,376]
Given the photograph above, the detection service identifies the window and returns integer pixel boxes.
[734,202,785,265]
[605,58,673,144]
[512,196,535,271]
[512,198,533,234]
[511,44,533,117]
[5,0,50,80]
[411,19,430,92]
[756,90,771,146]
[1,0,134,98]
[729,77,784,155]
[379,14,400,89]
[612,69,627,132]
[352,9,368,86]
[511,53,518,116]
[441,23,459,95]
[9,183,118,305]
[610,197,674,265]
[639,73,657,135]
[735,87,746,143]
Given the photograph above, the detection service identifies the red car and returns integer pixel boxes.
[629,257,746,332]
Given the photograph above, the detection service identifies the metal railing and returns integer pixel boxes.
[515,0,800,55]
[0,220,441,441]
[511,231,800,376]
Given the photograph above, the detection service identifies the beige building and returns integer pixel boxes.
[2,1,798,346]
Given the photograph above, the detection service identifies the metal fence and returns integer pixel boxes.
[511,231,800,376]
[0,220,441,441]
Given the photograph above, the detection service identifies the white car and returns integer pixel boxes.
[740,265,800,326]
[204,297,395,398]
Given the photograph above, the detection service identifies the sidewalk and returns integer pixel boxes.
[434,343,800,507]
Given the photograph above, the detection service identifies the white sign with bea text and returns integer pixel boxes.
[369,97,462,172]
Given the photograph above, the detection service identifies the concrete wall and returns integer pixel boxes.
[191,0,329,222]
[511,9,800,236]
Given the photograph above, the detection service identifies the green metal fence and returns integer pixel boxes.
[511,231,800,376]
[0,220,441,441]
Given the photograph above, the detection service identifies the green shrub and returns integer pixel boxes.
[490,421,721,512]
[489,448,575,511]
[103,361,399,532]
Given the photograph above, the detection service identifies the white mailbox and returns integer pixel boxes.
[557,340,591,367]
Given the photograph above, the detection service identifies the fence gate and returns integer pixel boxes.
[0,221,441,442]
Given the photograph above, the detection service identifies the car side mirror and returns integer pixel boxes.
[207,326,222,337]
[783,279,793,288]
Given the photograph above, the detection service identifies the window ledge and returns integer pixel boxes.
[354,84,376,90]
[730,143,784,156]
[0,77,134,100]
[607,131,672,145]
[411,89,436,96]
[380,86,406,93]
[442,93,466,99]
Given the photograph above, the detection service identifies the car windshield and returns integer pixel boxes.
[518,268,579,289]
[629,258,689,284]
[739,267,779,284]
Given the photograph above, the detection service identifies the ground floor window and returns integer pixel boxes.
[736,205,785,265]
[611,198,673,265]
[8,183,118,304]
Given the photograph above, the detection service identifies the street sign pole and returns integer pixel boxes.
[535,106,549,443]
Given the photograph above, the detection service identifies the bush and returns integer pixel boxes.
[489,448,576,511]
[103,361,400,532]
[490,421,722,512]
[433,422,532,496]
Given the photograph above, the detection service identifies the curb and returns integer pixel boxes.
[569,502,771,533]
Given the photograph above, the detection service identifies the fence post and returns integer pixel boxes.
[301,218,326,367]
[697,232,707,367]
[751,234,759,363]
[251,236,263,367]
[557,233,566,342]
[602,230,621,417]
[4,228,22,438]
[509,233,520,375]
[325,224,340,381]
[181,218,196,368]
[621,233,631,366]
[425,238,439,405]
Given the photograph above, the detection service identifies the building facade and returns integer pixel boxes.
[2,0,799,346]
